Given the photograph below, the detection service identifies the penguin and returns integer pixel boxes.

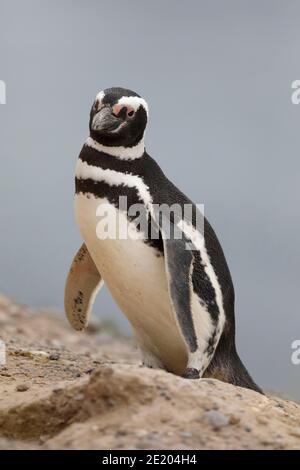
[65,87,263,394]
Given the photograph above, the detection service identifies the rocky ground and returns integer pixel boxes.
[0,294,299,450]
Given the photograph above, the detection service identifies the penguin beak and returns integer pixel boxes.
[91,106,122,132]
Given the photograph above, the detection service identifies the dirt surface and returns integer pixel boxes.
[0,294,300,450]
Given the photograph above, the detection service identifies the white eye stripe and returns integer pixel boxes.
[93,91,149,117]
[95,90,105,103]
[117,96,149,116]
[93,90,105,110]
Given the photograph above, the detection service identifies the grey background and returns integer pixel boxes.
[0,0,299,399]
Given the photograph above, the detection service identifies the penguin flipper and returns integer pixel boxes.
[156,215,220,378]
[161,233,198,356]
[64,243,103,331]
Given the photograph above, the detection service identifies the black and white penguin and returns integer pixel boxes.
[65,87,262,393]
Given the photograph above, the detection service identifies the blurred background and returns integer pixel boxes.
[0,0,299,399]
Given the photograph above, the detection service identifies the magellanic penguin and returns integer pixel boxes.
[65,87,263,393]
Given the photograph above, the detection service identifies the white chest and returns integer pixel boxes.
[74,193,188,374]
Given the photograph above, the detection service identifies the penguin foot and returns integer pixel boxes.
[182,368,200,379]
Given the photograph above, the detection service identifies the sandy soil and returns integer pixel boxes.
[0,294,299,450]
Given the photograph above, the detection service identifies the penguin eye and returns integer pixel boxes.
[127,109,135,118]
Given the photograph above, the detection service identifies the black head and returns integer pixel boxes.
[89,87,148,148]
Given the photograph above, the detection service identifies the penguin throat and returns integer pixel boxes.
[85,136,145,160]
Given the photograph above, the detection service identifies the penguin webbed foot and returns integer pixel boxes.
[182,367,200,379]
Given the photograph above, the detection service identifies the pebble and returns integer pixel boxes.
[229,415,240,425]
[49,353,60,361]
[180,431,192,438]
[16,383,29,392]
[201,410,230,430]
[30,350,49,359]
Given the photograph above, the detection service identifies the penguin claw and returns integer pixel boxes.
[182,368,200,379]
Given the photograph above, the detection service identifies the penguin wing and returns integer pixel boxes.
[151,211,197,352]
[64,243,103,331]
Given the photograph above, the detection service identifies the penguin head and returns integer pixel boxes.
[89,87,148,148]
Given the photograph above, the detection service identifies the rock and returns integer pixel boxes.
[201,410,230,430]
[0,372,11,377]
[49,353,60,361]
[13,349,50,360]
[1,292,300,451]
[180,431,192,438]
[30,350,49,359]
[229,415,240,425]
[16,383,30,392]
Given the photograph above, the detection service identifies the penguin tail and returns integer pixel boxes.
[225,348,264,394]
[206,338,264,395]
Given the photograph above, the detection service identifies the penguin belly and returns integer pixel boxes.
[75,193,188,375]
